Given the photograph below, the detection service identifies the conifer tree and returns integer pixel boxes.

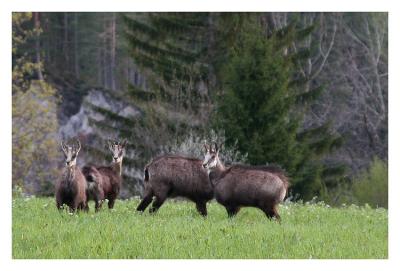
[91,13,213,158]
[95,13,345,199]
[80,13,213,194]
[214,17,344,200]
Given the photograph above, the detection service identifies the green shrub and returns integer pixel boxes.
[352,158,388,208]
[162,129,247,165]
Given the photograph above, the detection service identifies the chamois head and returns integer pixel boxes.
[61,139,81,168]
[202,141,221,170]
[107,139,127,163]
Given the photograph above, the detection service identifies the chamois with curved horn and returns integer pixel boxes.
[55,139,87,212]
[82,139,127,210]
[202,142,289,220]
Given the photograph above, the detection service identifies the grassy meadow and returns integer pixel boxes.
[12,197,387,259]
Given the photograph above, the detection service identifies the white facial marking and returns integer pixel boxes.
[65,146,77,167]
[209,158,217,169]
[111,143,124,163]
[203,151,218,171]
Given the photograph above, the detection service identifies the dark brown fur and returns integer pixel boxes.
[82,165,105,212]
[136,155,213,216]
[82,140,125,210]
[55,166,87,212]
[82,164,122,209]
[210,164,289,220]
[96,165,122,209]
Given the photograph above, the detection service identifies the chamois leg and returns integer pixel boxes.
[75,198,87,212]
[149,193,167,214]
[95,199,103,212]
[95,190,105,212]
[108,198,116,209]
[69,205,77,213]
[136,190,154,212]
[272,205,281,222]
[195,201,207,217]
[226,205,240,218]
[262,205,281,222]
[82,202,89,212]
[68,200,80,213]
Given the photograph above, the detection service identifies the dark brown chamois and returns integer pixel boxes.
[81,165,104,212]
[83,139,127,210]
[136,154,213,216]
[202,143,289,220]
[55,139,87,212]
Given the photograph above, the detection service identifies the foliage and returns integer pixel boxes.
[214,18,343,200]
[12,12,60,195]
[300,12,388,172]
[162,129,247,165]
[123,13,209,92]
[12,82,60,194]
[13,197,387,259]
[216,21,296,166]
[121,13,346,200]
[12,12,37,93]
[81,13,214,190]
[352,158,388,208]
[11,12,387,202]
[12,185,25,199]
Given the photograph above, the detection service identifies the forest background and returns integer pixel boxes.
[12,12,388,208]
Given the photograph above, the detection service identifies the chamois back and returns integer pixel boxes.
[136,155,213,216]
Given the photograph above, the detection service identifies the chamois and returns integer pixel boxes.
[83,139,127,209]
[202,143,289,220]
[81,165,104,212]
[136,153,213,216]
[55,139,87,212]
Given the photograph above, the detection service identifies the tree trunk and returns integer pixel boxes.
[103,14,108,88]
[63,13,69,71]
[74,13,80,79]
[33,12,44,81]
[110,13,117,90]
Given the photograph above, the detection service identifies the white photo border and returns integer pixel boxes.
[1,1,397,271]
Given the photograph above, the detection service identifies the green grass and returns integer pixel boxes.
[12,197,387,259]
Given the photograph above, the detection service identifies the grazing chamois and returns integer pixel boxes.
[55,139,87,212]
[83,139,127,209]
[136,153,213,216]
[202,143,289,220]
